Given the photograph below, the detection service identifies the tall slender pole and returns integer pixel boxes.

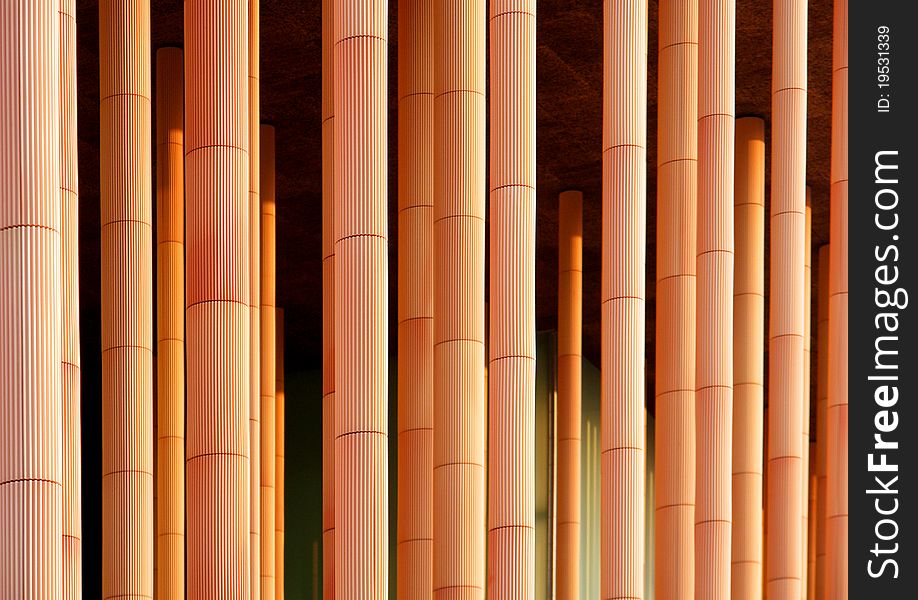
[249,1,262,596]
[275,308,286,600]
[801,189,812,600]
[814,244,829,598]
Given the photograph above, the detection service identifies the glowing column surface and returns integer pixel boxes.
[602,1,647,598]
[801,190,812,600]
[249,1,262,597]
[696,0,734,598]
[434,0,486,597]
[557,190,583,600]
[275,308,286,600]
[814,244,829,599]
[826,0,848,596]
[100,1,154,598]
[334,0,389,596]
[767,0,807,598]
[185,0,251,596]
[397,0,434,598]
[155,46,185,600]
[731,117,764,600]
[655,2,697,597]
[0,2,63,597]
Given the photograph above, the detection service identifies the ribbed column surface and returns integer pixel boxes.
[826,0,848,596]
[433,1,486,598]
[557,190,582,600]
[249,2,262,597]
[260,123,277,600]
[184,1,252,596]
[814,244,829,599]
[602,2,647,598]
[100,2,154,597]
[397,1,434,598]
[767,1,806,598]
[0,2,63,597]
[696,1,734,598]
[275,308,286,600]
[655,2,697,597]
[334,1,389,596]
[488,1,536,596]
[806,444,817,600]
[155,46,185,600]
[801,190,812,600]
[731,116,764,600]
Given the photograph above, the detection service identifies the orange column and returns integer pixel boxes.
[602,1,647,598]
[0,3,63,596]
[814,244,829,598]
[334,0,389,596]
[826,0,848,596]
[397,0,434,598]
[806,444,817,600]
[100,1,154,597]
[434,1,486,598]
[155,46,185,600]
[275,308,286,600]
[185,1,251,596]
[801,190,812,600]
[767,1,806,598]
[260,123,277,600]
[488,0,536,595]
[557,190,582,600]
[732,116,764,600]
[655,2,697,597]
[249,1,262,597]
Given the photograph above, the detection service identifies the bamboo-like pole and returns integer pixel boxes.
[249,1,262,596]
[275,308,286,600]
[814,244,829,598]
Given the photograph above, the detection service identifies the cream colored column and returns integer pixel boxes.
[0,3,63,597]
[814,244,829,599]
[275,308,286,600]
[602,2,647,598]
[100,2,154,597]
[434,1,486,598]
[800,189,812,600]
[557,190,582,600]
[767,1,807,598]
[655,2,697,597]
[731,116,764,600]
[397,1,434,598]
[334,1,389,596]
[155,46,185,600]
[185,0,251,596]
[249,1,262,597]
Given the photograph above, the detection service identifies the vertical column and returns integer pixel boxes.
[334,0,389,596]
[185,0,251,596]
[155,46,185,600]
[100,2,153,598]
[397,0,434,598]
[434,1,486,598]
[602,1,647,598]
[260,123,277,600]
[557,190,582,600]
[801,189,812,600]
[655,2,697,597]
[249,1,262,597]
[731,116,764,600]
[488,0,537,596]
[696,0,734,598]
[814,244,829,598]
[806,444,817,600]
[767,0,806,598]
[275,308,286,600]
[0,2,63,597]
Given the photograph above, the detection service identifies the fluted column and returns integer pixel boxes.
[655,2,697,597]
[767,1,806,598]
[434,1,486,598]
[100,2,154,597]
[397,0,434,598]
[275,308,286,600]
[185,1,251,596]
[801,189,812,600]
[155,46,185,600]
[0,3,63,596]
[814,244,829,599]
[731,116,764,600]
[334,1,389,596]
[806,444,817,600]
[602,2,647,598]
[557,190,582,600]
[249,1,262,597]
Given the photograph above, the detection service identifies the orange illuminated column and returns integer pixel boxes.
[397,0,434,598]
[602,1,647,598]
[557,190,583,599]
[434,1,486,598]
[488,0,536,595]
[807,445,817,600]
[814,244,829,599]
[655,1,697,597]
[100,1,154,598]
[155,46,185,600]
[334,0,389,596]
[767,1,807,598]
[0,3,63,597]
[185,0,252,596]
[275,308,286,600]
[249,1,262,597]
[260,123,277,600]
[731,116,764,600]
[696,0,734,598]
[801,189,812,600]
[826,0,848,596]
